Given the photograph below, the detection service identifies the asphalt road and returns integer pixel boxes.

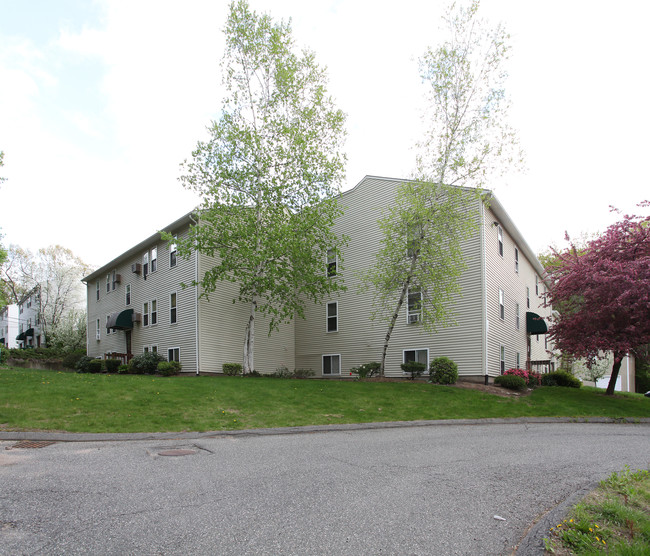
[1,422,648,555]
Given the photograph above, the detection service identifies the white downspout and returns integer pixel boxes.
[189,214,200,376]
[480,200,489,384]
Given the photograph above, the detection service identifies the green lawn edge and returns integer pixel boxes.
[1,367,649,434]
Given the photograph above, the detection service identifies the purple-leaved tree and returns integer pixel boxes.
[544,202,650,395]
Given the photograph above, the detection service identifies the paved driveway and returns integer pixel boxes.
[1,422,648,555]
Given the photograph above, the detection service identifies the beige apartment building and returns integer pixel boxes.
[83,176,554,380]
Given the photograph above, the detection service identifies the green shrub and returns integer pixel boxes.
[104,359,122,373]
[269,366,293,378]
[88,358,103,373]
[157,361,181,377]
[495,374,527,391]
[293,368,315,379]
[62,350,86,370]
[350,361,381,379]
[75,356,96,373]
[0,345,8,364]
[541,370,582,388]
[429,357,459,384]
[401,361,425,380]
[117,364,129,374]
[222,362,242,376]
[128,352,165,375]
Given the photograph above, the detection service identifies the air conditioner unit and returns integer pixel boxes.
[114,273,122,284]
[132,312,142,323]
[408,314,420,324]
[131,263,142,274]
[96,332,100,340]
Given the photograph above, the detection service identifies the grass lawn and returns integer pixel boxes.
[1,367,649,433]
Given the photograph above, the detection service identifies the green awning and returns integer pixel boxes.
[526,312,548,335]
[16,332,25,341]
[15,328,34,341]
[0,337,5,344]
[107,309,134,331]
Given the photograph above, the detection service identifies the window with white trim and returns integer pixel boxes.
[326,249,337,277]
[143,252,149,278]
[326,301,338,332]
[106,274,110,293]
[151,345,158,354]
[500,345,505,374]
[170,236,178,268]
[514,248,519,273]
[535,276,539,295]
[497,226,504,256]
[96,281,100,301]
[170,292,177,324]
[143,302,149,326]
[526,286,530,309]
[106,314,111,335]
[96,319,100,340]
[125,284,131,306]
[151,247,157,273]
[322,354,340,375]
[151,299,157,325]
[515,302,520,330]
[407,223,422,258]
[168,347,180,362]
[403,348,428,367]
[111,269,117,291]
[516,351,520,369]
[499,289,505,320]
[407,287,422,324]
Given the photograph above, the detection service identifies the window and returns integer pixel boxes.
[143,346,149,354]
[326,301,338,332]
[516,352,520,369]
[96,319,100,340]
[515,303,520,330]
[106,274,110,293]
[526,287,530,309]
[143,252,149,278]
[151,247,157,273]
[151,299,157,325]
[497,226,504,256]
[407,287,422,324]
[326,249,337,277]
[322,354,340,375]
[106,314,111,335]
[514,248,519,273]
[111,269,117,291]
[170,292,177,324]
[170,236,178,268]
[143,302,149,326]
[151,345,158,354]
[407,223,422,258]
[499,289,505,320]
[125,284,131,306]
[168,347,180,362]
[500,345,505,374]
[96,281,100,301]
[403,348,428,367]
[535,276,539,295]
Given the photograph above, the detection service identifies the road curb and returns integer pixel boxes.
[1,416,648,442]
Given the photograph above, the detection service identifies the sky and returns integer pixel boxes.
[1,0,649,270]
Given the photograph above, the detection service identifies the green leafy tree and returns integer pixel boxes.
[171,1,346,374]
[365,0,521,375]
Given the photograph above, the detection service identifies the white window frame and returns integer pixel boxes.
[151,246,158,273]
[106,274,110,293]
[96,319,100,341]
[402,348,429,370]
[170,292,177,324]
[106,314,111,335]
[535,276,539,296]
[497,226,504,257]
[500,345,505,374]
[526,286,530,309]
[143,302,149,327]
[515,302,520,330]
[151,344,158,354]
[151,299,157,326]
[326,301,338,332]
[499,289,505,320]
[143,252,149,278]
[407,287,422,324]
[111,269,117,291]
[168,347,180,362]
[326,248,337,277]
[170,236,178,268]
[96,281,100,301]
[514,248,519,273]
[322,354,340,376]
[516,351,520,369]
[125,284,131,306]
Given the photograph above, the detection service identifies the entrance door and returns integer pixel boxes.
[125,330,132,357]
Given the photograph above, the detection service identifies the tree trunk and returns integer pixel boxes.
[380,280,411,377]
[605,351,623,396]
[242,297,257,375]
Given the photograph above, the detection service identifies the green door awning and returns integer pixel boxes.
[15,328,34,341]
[107,309,134,331]
[0,337,5,344]
[526,312,548,335]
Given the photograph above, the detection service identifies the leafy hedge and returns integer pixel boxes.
[541,370,582,388]
[128,352,165,375]
[350,362,381,379]
[495,374,527,391]
[429,357,458,384]
[401,361,425,380]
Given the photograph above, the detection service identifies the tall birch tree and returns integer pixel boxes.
[171,1,346,374]
[365,1,521,375]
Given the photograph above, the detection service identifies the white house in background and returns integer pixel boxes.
[83,176,555,381]
[15,286,46,348]
[0,304,19,349]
